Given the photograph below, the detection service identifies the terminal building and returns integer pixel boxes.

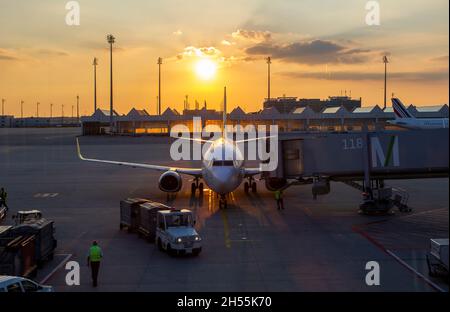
[263,95,362,113]
[80,99,448,135]
[2,96,448,134]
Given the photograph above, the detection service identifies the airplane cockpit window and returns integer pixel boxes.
[212,160,234,166]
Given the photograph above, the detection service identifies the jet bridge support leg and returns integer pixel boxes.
[351,130,411,214]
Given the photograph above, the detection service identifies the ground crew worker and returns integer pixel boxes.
[0,187,8,209]
[275,189,284,210]
[87,241,103,287]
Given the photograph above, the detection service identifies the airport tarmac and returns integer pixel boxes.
[0,127,448,292]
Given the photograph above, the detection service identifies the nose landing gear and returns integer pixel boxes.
[219,195,228,209]
[244,178,257,194]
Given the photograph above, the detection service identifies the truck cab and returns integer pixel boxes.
[156,209,202,256]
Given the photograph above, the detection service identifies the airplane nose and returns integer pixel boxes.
[213,167,234,183]
[209,167,240,194]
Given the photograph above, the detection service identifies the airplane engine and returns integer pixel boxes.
[159,171,182,193]
[265,177,288,191]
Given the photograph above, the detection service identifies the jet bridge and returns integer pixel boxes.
[274,129,449,214]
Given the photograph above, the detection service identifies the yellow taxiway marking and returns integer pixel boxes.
[221,208,231,248]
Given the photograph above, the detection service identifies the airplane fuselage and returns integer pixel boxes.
[201,138,244,195]
[388,118,449,130]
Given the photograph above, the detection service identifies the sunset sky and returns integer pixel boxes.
[0,0,448,117]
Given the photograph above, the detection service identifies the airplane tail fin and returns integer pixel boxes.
[392,98,414,119]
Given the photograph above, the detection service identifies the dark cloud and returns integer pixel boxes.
[232,29,272,42]
[430,55,448,62]
[80,41,125,52]
[280,70,449,81]
[0,55,17,61]
[36,49,69,57]
[0,49,19,61]
[245,39,372,65]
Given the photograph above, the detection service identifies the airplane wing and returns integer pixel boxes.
[243,167,262,177]
[76,138,203,177]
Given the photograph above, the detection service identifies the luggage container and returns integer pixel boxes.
[0,235,38,278]
[0,204,7,222]
[120,198,150,232]
[138,201,172,243]
[11,219,57,267]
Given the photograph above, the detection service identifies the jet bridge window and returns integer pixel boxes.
[213,160,234,166]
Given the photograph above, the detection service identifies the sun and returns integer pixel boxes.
[195,59,217,80]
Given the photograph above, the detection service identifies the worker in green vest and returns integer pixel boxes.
[275,189,284,210]
[87,241,103,287]
[0,187,8,209]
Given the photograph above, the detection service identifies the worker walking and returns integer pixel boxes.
[0,187,8,209]
[87,241,103,287]
[275,189,284,210]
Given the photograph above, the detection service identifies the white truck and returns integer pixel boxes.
[426,238,449,279]
[156,209,202,256]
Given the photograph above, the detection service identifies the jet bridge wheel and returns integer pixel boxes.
[251,182,257,193]
[191,182,197,194]
[199,183,204,195]
[244,182,249,193]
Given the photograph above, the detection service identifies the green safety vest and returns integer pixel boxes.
[275,191,281,200]
[89,245,102,262]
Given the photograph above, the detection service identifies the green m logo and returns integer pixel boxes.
[371,136,399,168]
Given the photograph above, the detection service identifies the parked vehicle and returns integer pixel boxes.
[0,275,53,292]
[156,209,202,256]
[137,201,173,243]
[120,198,150,232]
[427,238,449,279]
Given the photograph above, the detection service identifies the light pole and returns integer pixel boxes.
[107,34,115,133]
[1,98,4,115]
[383,55,389,110]
[157,57,162,115]
[61,104,64,125]
[266,56,271,105]
[50,103,53,118]
[72,105,74,119]
[76,95,80,121]
[36,102,40,118]
[21,100,24,118]
[93,57,98,112]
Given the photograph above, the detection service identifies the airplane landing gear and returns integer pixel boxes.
[191,178,204,195]
[244,178,257,194]
[219,195,227,209]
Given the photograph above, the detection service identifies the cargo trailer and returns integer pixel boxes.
[119,198,149,232]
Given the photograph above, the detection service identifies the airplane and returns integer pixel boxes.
[387,97,449,129]
[76,87,277,209]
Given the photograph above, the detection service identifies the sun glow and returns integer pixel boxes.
[195,59,217,80]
